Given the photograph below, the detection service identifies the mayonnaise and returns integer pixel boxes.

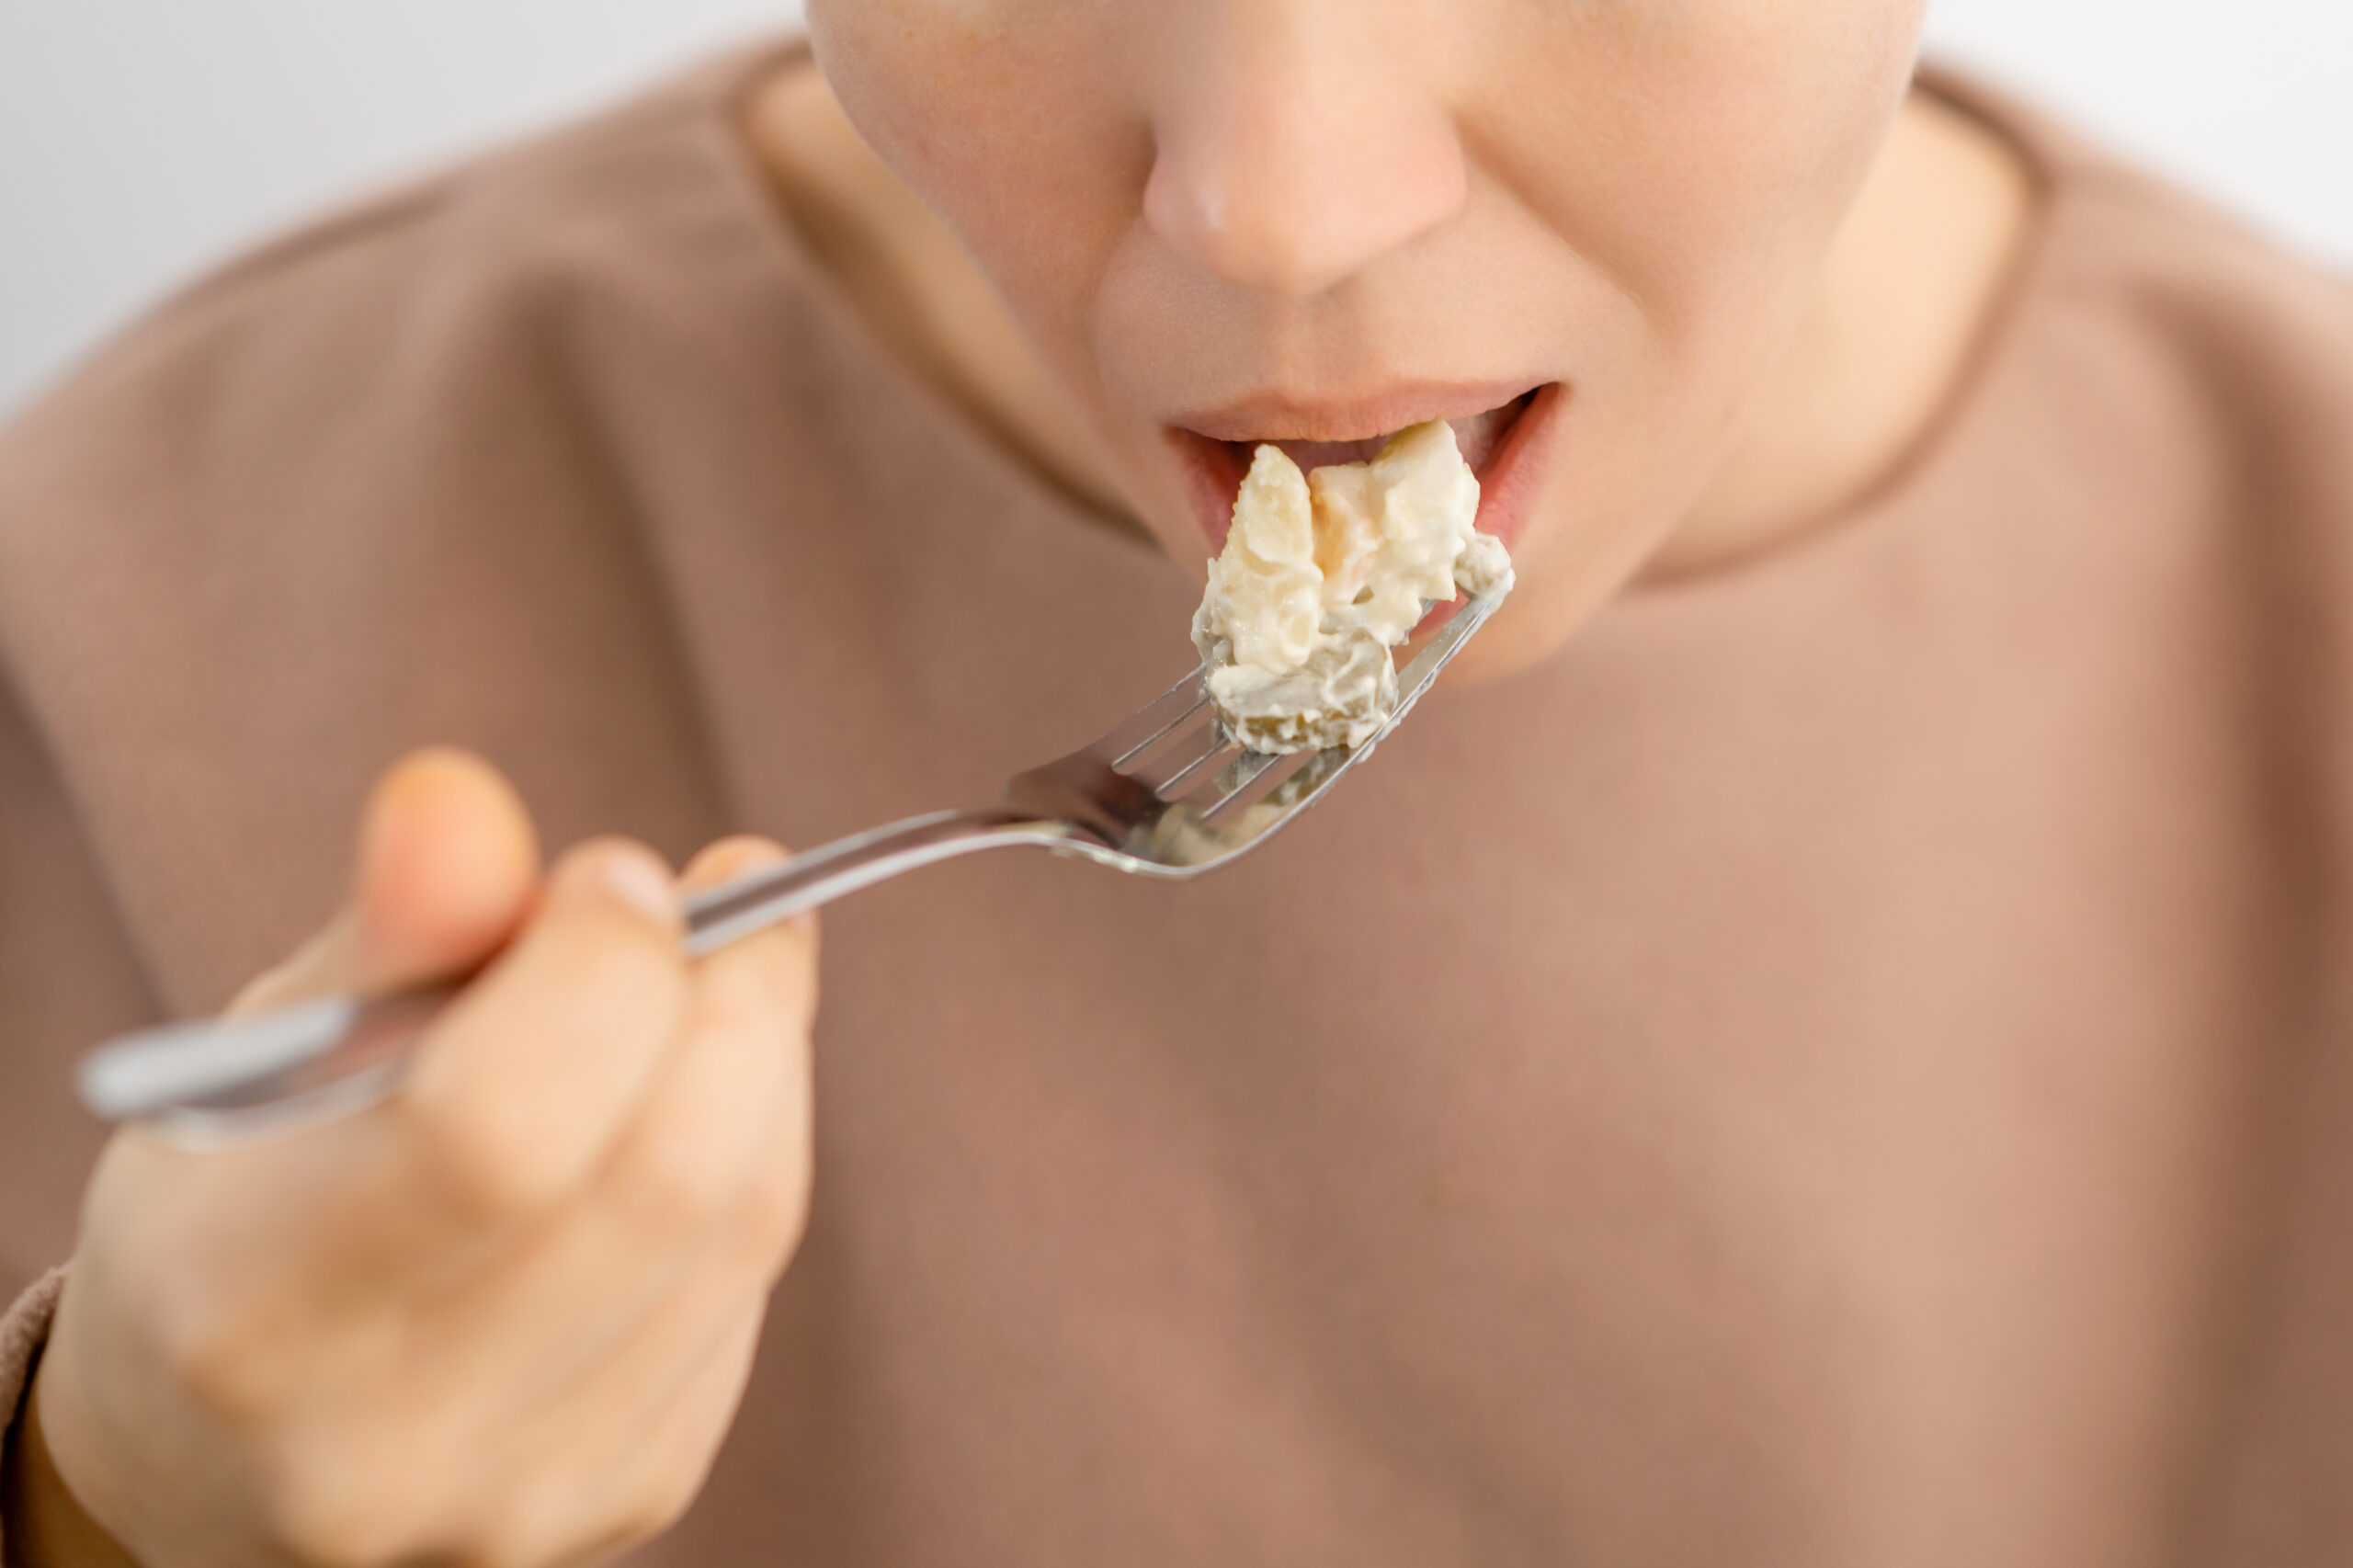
[1191,420,1513,754]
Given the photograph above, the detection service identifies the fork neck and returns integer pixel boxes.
[681,807,1074,955]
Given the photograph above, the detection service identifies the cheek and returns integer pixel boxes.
[1471,0,1920,352]
[1458,2,1925,597]
[807,1,1143,392]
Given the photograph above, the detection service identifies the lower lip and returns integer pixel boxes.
[1464,381,1566,555]
[1407,381,1568,641]
[1167,381,1570,558]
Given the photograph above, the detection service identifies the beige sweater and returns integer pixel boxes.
[6,40,2353,1566]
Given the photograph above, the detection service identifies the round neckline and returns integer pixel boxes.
[1604,63,2067,614]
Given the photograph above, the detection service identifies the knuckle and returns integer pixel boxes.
[148,1283,278,1422]
[615,1123,740,1238]
[734,1142,813,1278]
[529,842,687,982]
[396,927,697,1227]
[602,964,812,1244]
[569,884,687,974]
[553,930,695,1062]
[682,834,789,889]
[272,1502,409,1568]
[524,915,688,1045]
[697,935,817,1052]
[624,1466,705,1544]
[472,1475,605,1568]
[259,1437,435,1568]
[398,1078,586,1221]
[759,935,821,1027]
[226,909,362,1018]
[701,948,812,1044]
[453,1536,533,1568]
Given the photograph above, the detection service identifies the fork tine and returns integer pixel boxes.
[1183,748,1278,815]
[1165,593,1508,829]
[1187,745,1317,823]
[1090,665,1211,767]
[1148,730,1239,800]
[1110,700,1222,790]
[1391,592,1495,710]
[1113,699,1216,774]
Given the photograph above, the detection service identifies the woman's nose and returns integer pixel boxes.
[1142,10,1468,299]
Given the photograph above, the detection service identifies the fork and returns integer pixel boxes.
[77,584,1508,1144]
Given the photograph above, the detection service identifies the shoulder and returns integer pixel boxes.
[1933,65,2353,461]
[2036,119,2353,617]
[0,46,813,1008]
[1927,65,2353,622]
[0,41,808,541]
[1904,72,2353,882]
[2054,145,2353,456]
[2030,105,2353,908]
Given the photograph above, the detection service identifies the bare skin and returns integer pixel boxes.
[13,3,2033,1564]
[17,754,817,1567]
[775,0,2033,678]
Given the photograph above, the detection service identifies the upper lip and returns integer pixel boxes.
[1168,378,1550,445]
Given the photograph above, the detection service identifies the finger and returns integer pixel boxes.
[438,989,813,1408]
[394,838,689,1228]
[594,836,815,1256]
[602,1297,767,1548]
[485,1295,767,1568]
[679,834,791,894]
[228,748,540,1017]
[151,752,546,1301]
[350,748,542,992]
[392,838,812,1399]
[526,1165,790,1482]
[225,907,364,1018]
[382,1021,808,1540]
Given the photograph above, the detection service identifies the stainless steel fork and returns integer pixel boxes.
[77,585,1508,1143]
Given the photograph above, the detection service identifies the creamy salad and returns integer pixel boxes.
[1191,420,1513,753]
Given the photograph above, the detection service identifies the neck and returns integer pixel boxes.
[1650,87,2037,579]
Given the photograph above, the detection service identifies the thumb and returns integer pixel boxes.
[229,748,543,1016]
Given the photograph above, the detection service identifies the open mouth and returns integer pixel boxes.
[1165,381,1566,556]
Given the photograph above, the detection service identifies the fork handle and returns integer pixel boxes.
[78,808,1070,1143]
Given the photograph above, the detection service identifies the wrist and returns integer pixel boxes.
[4,1367,141,1568]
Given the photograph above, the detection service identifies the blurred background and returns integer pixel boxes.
[1,0,2347,417]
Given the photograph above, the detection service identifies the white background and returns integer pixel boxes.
[1,0,2346,417]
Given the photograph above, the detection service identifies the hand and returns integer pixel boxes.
[25,748,816,1568]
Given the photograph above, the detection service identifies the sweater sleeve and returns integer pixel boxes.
[0,650,160,1538]
[0,1267,69,1561]
[0,1270,64,1421]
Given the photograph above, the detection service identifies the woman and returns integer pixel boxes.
[5,1,2351,1562]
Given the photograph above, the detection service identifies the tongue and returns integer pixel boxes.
[1251,393,1532,478]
